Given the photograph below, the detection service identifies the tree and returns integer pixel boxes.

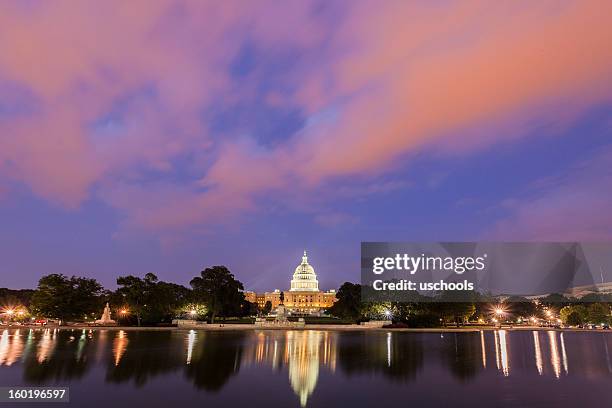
[242,301,259,317]
[190,266,244,323]
[560,305,587,324]
[504,296,537,318]
[436,303,476,326]
[329,282,362,321]
[30,274,105,323]
[567,311,583,326]
[148,281,191,322]
[262,301,273,315]
[435,291,476,326]
[539,293,571,307]
[0,288,35,307]
[587,303,610,325]
[115,273,159,326]
[115,274,191,325]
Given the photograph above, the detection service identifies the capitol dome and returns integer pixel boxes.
[290,251,319,292]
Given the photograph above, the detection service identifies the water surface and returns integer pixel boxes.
[0,328,610,407]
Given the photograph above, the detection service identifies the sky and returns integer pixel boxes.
[1,1,611,291]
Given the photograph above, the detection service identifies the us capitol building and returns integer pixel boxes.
[245,251,337,315]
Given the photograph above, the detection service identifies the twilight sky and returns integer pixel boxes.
[1,1,611,291]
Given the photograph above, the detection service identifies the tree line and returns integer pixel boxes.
[4,274,611,327]
[11,266,253,325]
[329,282,612,327]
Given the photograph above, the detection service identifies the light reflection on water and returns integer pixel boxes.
[534,330,543,375]
[0,328,610,407]
[112,330,128,366]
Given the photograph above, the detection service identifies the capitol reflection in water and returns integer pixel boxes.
[0,328,611,407]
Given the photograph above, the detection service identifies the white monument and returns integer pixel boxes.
[290,251,319,292]
[95,302,117,325]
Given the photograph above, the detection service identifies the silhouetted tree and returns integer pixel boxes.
[329,282,362,321]
[115,273,158,326]
[587,303,610,324]
[263,301,272,315]
[30,274,105,322]
[190,266,244,323]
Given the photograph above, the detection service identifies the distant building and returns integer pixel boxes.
[245,251,337,315]
[501,281,612,301]
[561,281,612,298]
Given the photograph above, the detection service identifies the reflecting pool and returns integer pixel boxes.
[0,328,611,407]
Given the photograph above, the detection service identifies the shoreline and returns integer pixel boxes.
[4,324,611,333]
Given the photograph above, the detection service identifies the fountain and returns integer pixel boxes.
[95,303,117,326]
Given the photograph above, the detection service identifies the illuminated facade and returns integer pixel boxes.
[244,251,337,315]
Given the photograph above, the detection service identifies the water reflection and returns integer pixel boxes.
[36,329,57,363]
[548,331,561,378]
[242,330,337,406]
[185,331,244,391]
[480,330,486,368]
[533,331,543,375]
[186,329,196,365]
[560,332,569,375]
[0,329,610,407]
[496,330,509,376]
[112,330,128,366]
[23,329,89,383]
[287,331,322,406]
[0,329,24,366]
[338,331,424,382]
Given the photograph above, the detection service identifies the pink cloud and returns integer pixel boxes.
[0,1,611,233]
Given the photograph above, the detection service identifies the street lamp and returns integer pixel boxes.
[492,305,507,327]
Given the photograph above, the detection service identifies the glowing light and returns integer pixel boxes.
[120,309,128,315]
[491,305,508,324]
[189,309,197,316]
